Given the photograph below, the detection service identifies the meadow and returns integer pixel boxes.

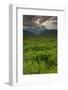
[23,33,57,74]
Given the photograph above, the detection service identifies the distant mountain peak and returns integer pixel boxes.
[23,25,57,36]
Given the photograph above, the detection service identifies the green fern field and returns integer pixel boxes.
[23,32,57,75]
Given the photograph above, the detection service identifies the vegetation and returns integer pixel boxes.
[23,33,57,74]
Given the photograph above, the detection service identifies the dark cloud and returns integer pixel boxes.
[23,15,57,29]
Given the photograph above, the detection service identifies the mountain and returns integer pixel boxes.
[23,26,57,37]
[23,25,48,35]
[33,26,47,35]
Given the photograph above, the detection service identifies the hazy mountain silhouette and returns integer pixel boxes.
[23,26,57,37]
[23,26,47,35]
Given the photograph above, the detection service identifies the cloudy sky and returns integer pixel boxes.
[23,15,57,29]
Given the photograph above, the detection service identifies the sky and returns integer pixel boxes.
[23,15,57,29]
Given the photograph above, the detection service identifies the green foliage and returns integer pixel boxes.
[23,35,57,74]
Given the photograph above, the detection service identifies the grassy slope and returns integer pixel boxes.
[23,33,57,75]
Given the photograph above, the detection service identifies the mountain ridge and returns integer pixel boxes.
[23,25,57,35]
[23,28,57,37]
